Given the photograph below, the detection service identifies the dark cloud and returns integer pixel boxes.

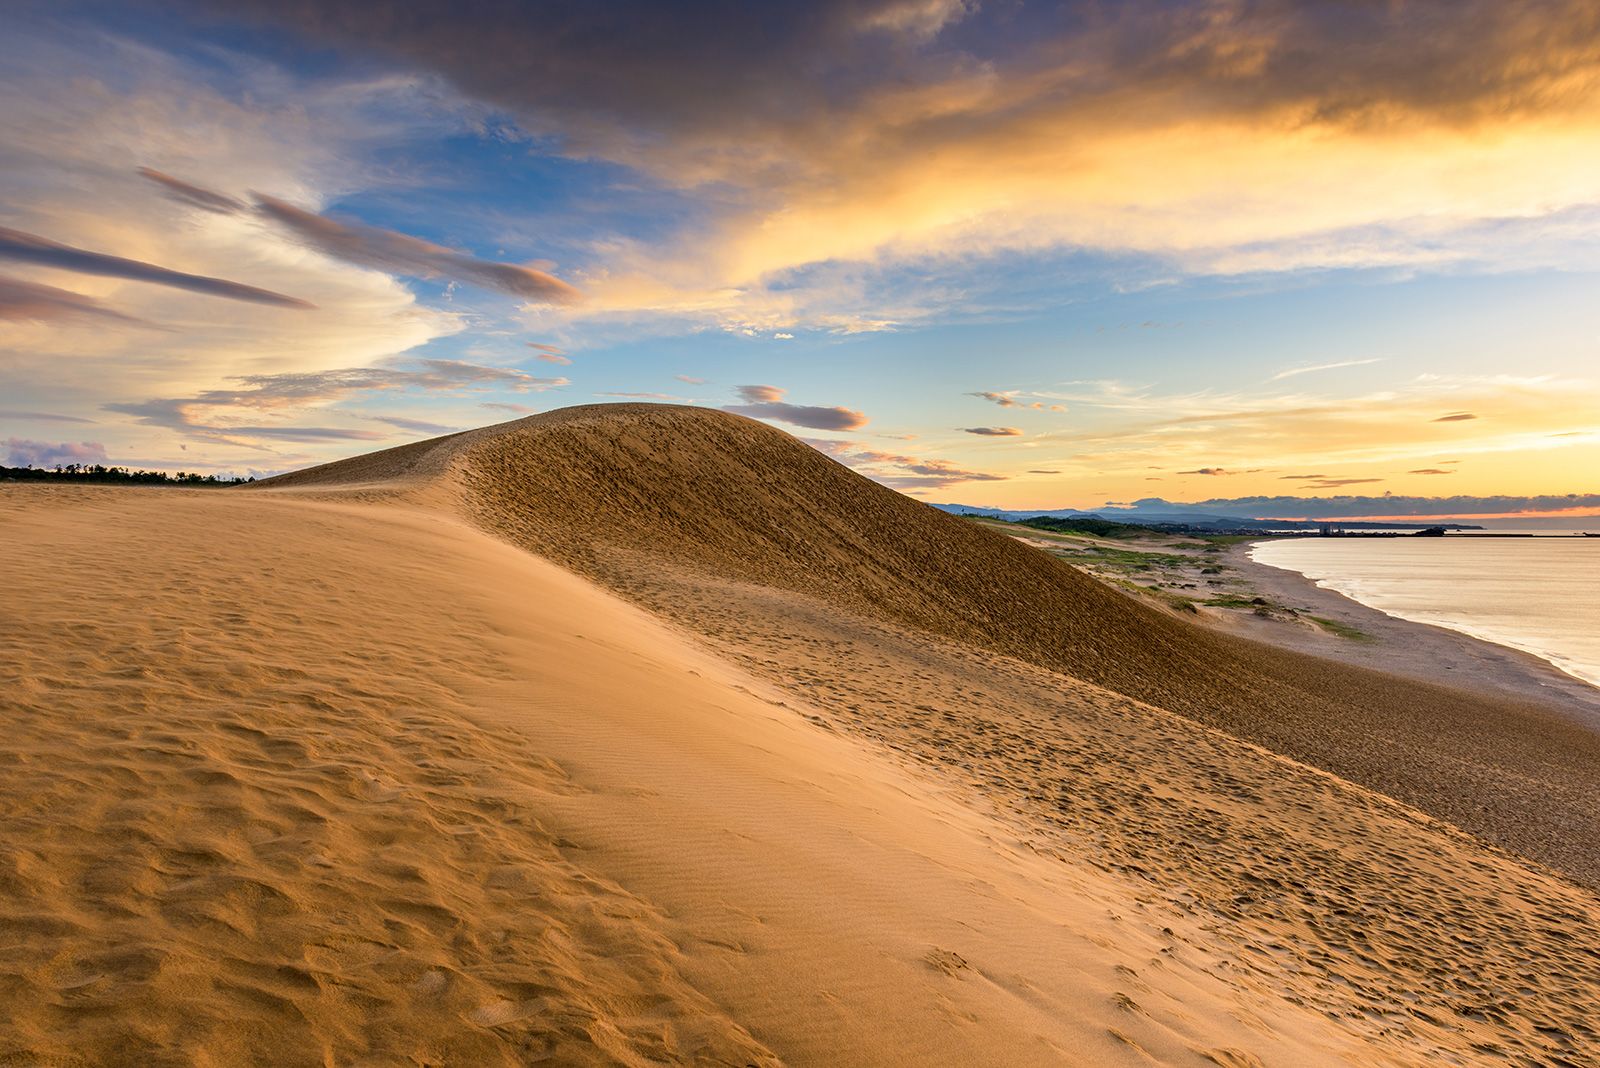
[962,426,1023,436]
[1028,469,1060,474]
[1433,412,1478,422]
[0,274,145,324]
[197,1,1600,182]
[1279,473,1326,479]
[1409,468,1454,475]
[137,167,247,213]
[254,194,581,303]
[4,437,109,467]
[1180,467,1229,475]
[725,384,868,432]
[0,227,314,309]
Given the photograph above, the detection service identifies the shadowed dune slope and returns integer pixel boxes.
[263,403,1600,886]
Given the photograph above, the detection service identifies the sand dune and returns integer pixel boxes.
[4,403,1600,1065]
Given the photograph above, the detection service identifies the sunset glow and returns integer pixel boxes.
[3,0,1596,518]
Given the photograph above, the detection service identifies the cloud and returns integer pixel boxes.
[482,401,538,415]
[367,414,455,433]
[212,0,1600,327]
[0,226,314,309]
[107,358,566,447]
[1433,412,1478,422]
[970,391,1019,408]
[1410,468,1454,475]
[1179,467,1230,475]
[526,342,572,364]
[133,170,582,305]
[1027,469,1060,474]
[1280,473,1326,480]
[253,194,581,304]
[0,409,95,424]
[962,426,1023,437]
[1104,493,1600,521]
[1301,478,1384,488]
[969,390,1065,412]
[595,391,685,400]
[0,275,144,324]
[724,384,869,431]
[675,374,707,385]
[4,437,109,467]
[804,437,1004,490]
[1270,358,1382,382]
[136,167,247,213]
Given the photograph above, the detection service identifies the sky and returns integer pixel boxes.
[2,0,1597,521]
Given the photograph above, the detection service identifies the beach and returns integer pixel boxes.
[1227,540,1600,724]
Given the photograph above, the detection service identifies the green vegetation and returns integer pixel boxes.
[0,463,251,486]
[1015,515,1159,539]
[1203,595,1272,610]
[1310,616,1373,641]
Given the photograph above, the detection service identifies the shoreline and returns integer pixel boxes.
[1221,539,1600,726]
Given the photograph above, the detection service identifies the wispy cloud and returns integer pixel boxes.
[1270,358,1382,382]
[136,167,247,214]
[107,359,566,447]
[0,409,96,424]
[526,342,572,364]
[367,414,456,434]
[962,426,1022,437]
[0,227,313,309]
[1434,412,1478,422]
[0,275,144,324]
[805,437,1004,490]
[969,390,1064,412]
[254,194,581,304]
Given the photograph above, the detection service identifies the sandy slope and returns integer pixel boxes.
[3,485,1370,1066]
[5,403,1600,1065]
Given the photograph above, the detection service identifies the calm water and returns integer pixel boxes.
[1251,535,1600,688]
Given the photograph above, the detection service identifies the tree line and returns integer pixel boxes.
[0,463,253,486]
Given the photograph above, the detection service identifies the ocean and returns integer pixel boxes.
[1250,532,1600,688]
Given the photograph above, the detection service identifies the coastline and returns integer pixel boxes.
[1223,539,1600,726]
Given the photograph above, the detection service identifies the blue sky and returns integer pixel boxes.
[2,0,1598,518]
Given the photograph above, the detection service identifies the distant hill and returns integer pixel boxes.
[930,502,1481,531]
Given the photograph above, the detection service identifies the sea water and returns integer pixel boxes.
[1250,533,1600,688]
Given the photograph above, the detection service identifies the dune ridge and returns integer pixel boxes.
[280,403,1600,887]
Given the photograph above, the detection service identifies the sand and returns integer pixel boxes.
[4,403,1600,1065]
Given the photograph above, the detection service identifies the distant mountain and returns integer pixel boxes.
[927,503,1480,531]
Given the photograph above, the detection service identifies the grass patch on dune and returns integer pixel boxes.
[1310,616,1374,641]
